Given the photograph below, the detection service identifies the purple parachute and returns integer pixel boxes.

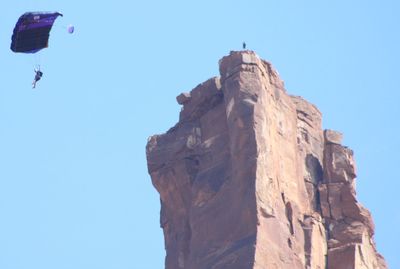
[10,12,63,53]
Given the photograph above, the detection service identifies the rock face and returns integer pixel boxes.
[146,51,387,269]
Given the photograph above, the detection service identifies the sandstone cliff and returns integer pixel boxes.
[146,51,387,269]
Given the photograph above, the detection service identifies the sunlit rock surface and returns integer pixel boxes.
[146,51,387,269]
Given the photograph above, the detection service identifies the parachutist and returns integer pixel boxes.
[11,12,64,88]
[32,67,43,89]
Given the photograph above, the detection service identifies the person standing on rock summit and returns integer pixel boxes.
[243,42,246,49]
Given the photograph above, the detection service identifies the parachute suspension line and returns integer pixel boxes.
[34,53,41,71]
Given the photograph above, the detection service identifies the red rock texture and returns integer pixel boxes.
[146,51,387,269]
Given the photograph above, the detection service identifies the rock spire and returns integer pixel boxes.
[146,51,387,269]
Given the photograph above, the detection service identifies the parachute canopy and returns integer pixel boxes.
[11,12,63,53]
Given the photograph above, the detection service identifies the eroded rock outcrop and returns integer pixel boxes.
[146,51,387,269]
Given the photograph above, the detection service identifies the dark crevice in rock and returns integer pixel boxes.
[315,188,322,214]
[296,110,314,128]
[184,155,201,184]
[306,154,323,213]
[285,201,294,235]
[287,238,293,249]
[306,154,323,185]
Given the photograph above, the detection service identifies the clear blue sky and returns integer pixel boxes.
[1,1,398,268]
